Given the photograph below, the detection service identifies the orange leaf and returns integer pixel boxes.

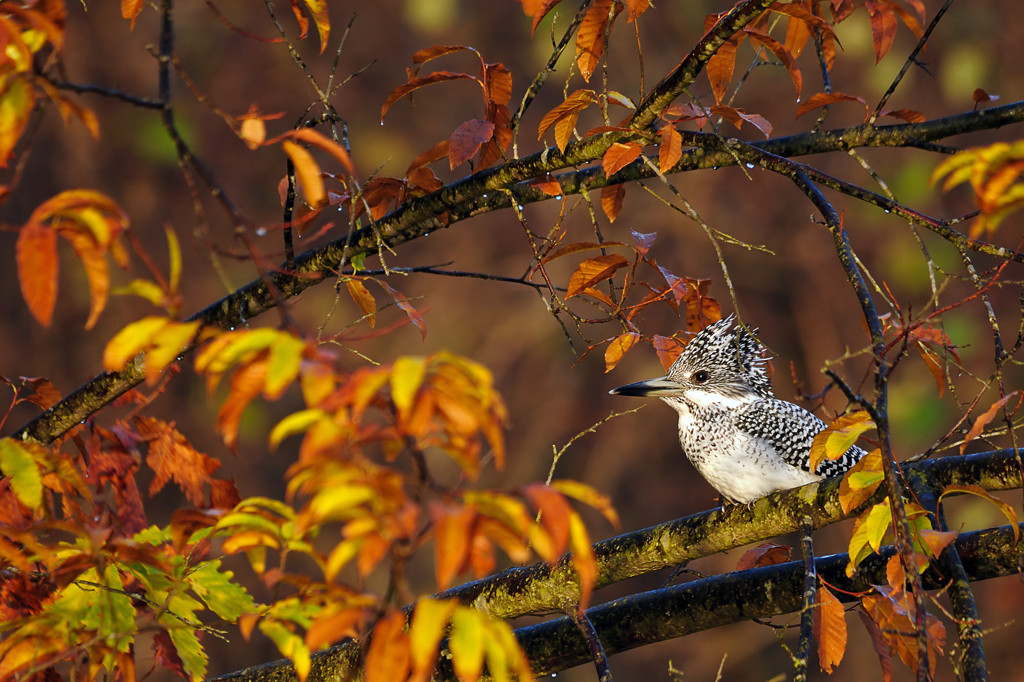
[939,484,1019,543]
[217,358,268,451]
[550,479,620,528]
[365,611,411,682]
[287,127,355,177]
[448,119,495,170]
[658,125,682,174]
[566,254,628,298]
[0,69,33,163]
[653,335,684,371]
[856,608,894,682]
[381,71,477,120]
[121,0,144,26]
[814,586,848,673]
[379,282,427,339]
[576,0,616,82]
[600,183,625,222]
[62,230,109,330]
[601,142,642,177]
[16,222,57,327]
[960,392,1018,454]
[523,484,572,554]
[604,332,640,373]
[540,241,626,264]
[139,416,220,506]
[537,89,596,152]
[294,0,329,53]
[430,502,476,590]
[346,278,377,327]
[735,542,791,570]
[706,37,738,104]
[865,0,897,63]
[406,140,450,175]
[568,512,597,613]
[282,140,326,208]
[519,0,566,35]
[483,63,513,107]
[530,176,563,196]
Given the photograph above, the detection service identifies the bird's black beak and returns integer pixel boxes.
[609,376,685,397]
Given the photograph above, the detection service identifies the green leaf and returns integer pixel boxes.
[187,561,257,621]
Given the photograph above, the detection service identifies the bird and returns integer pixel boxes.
[609,315,866,505]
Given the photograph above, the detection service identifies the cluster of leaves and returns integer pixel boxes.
[793,414,1021,678]
[932,139,1024,237]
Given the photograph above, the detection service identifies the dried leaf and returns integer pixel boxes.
[600,183,625,222]
[814,586,848,673]
[537,89,596,152]
[706,37,738,104]
[735,542,791,570]
[602,142,642,177]
[658,125,682,174]
[576,0,615,82]
[604,332,640,372]
[448,119,495,169]
[566,254,628,298]
[710,104,772,138]
[797,91,870,120]
[381,71,477,121]
[16,222,58,327]
[960,392,1018,453]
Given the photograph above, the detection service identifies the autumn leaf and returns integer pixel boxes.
[16,222,58,327]
[838,449,884,514]
[735,542,791,570]
[604,332,640,372]
[537,89,596,152]
[710,105,772,138]
[847,499,892,575]
[345,278,377,326]
[0,73,34,164]
[365,611,411,682]
[865,0,898,63]
[744,26,802,98]
[286,128,355,177]
[430,502,476,590]
[381,71,478,120]
[796,92,870,120]
[814,586,848,673]
[448,119,495,169]
[103,317,201,384]
[602,141,642,177]
[600,184,625,222]
[576,0,617,82]
[0,438,45,509]
[518,0,566,35]
[282,140,326,208]
[653,334,685,371]
[809,411,875,472]
[409,599,458,682]
[939,484,1019,543]
[566,254,629,298]
[659,125,682,173]
[707,36,739,104]
[960,392,1018,453]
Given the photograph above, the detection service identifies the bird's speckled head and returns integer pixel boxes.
[610,315,774,408]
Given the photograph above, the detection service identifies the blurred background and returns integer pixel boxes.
[1,0,1022,679]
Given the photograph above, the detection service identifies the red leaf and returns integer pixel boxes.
[653,335,685,371]
[601,184,625,222]
[448,119,495,169]
[566,254,628,298]
[483,63,513,107]
[602,142,643,177]
[380,282,427,339]
[16,223,58,327]
[743,26,802,98]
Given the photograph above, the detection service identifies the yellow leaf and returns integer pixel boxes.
[283,139,326,207]
[409,599,458,682]
[847,499,891,576]
[939,484,1020,543]
[0,438,45,509]
[551,479,620,528]
[569,511,597,613]
[450,607,486,682]
[265,333,306,399]
[809,411,875,471]
[390,356,427,417]
[103,316,171,371]
[270,409,328,449]
[112,278,166,307]
[838,449,884,514]
[144,319,201,383]
[0,75,33,165]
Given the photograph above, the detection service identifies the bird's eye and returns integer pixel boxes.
[693,370,710,383]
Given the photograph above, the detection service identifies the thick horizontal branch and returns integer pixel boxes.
[12,101,1024,444]
[506,522,1024,677]
[216,450,1022,681]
